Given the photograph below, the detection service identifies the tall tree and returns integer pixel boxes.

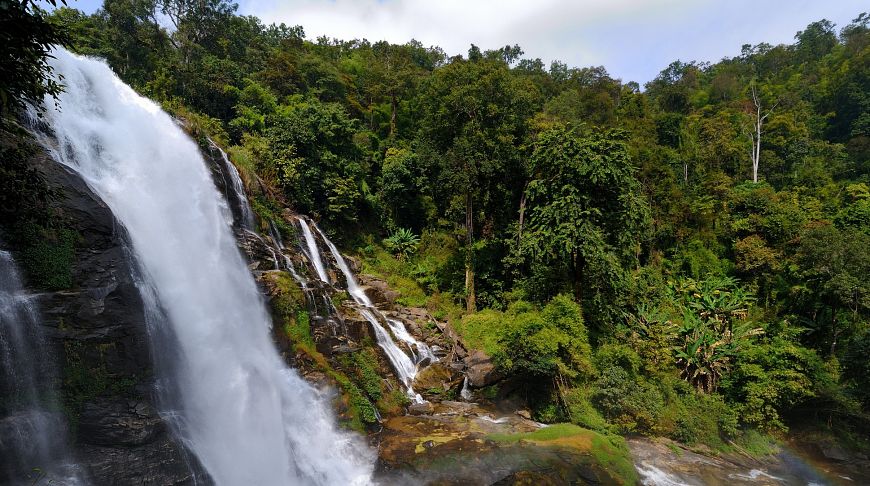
[0,0,69,116]
[419,57,537,311]
[745,81,779,183]
[519,125,650,329]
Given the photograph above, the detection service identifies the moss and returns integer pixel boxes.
[293,343,379,432]
[17,224,78,290]
[338,349,383,401]
[377,386,411,415]
[266,271,312,349]
[487,424,638,485]
[62,340,139,432]
[250,196,295,237]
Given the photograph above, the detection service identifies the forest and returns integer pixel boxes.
[3,0,870,460]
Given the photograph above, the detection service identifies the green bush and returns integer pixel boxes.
[496,295,593,382]
[383,227,420,260]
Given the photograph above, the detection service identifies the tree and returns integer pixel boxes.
[794,223,870,354]
[745,81,779,183]
[266,97,363,227]
[418,58,537,311]
[0,0,69,115]
[518,125,650,329]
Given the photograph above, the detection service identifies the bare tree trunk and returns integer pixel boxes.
[749,83,778,183]
[465,191,476,313]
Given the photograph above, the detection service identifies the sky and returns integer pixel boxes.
[57,0,866,84]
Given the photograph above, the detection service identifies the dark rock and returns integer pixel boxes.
[464,350,504,388]
[78,398,164,446]
[819,443,850,462]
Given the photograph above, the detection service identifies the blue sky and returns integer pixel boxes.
[55,0,866,84]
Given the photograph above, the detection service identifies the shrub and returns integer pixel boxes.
[383,227,419,261]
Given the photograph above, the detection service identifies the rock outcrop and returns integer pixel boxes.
[464,349,504,388]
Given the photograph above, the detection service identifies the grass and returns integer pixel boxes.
[357,229,465,315]
[723,429,780,457]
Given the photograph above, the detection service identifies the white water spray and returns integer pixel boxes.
[36,48,372,486]
[299,219,330,283]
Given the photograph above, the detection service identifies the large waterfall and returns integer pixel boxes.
[0,250,85,485]
[36,48,372,485]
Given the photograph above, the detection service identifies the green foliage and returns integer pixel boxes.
[39,0,870,449]
[722,333,834,431]
[338,349,383,402]
[266,97,363,227]
[0,0,69,114]
[383,227,419,261]
[844,330,870,408]
[496,295,593,382]
[517,124,650,330]
[668,276,762,393]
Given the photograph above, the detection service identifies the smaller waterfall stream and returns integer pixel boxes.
[299,219,330,283]
[0,250,85,485]
[303,220,433,402]
[208,140,255,231]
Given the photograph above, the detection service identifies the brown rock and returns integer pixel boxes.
[408,401,435,415]
[414,362,461,391]
[464,350,504,388]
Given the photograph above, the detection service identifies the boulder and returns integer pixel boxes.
[819,443,850,462]
[414,362,462,391]
[464,350,504,388]
[408,401,435,416]
[361,278,399,304]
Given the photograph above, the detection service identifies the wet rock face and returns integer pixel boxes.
[77,399,164,447]
[22,149,201,485]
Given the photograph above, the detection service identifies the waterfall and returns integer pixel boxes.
[208,139,255,231]
[387,318,437,364]
[308,221,428,402]
[299,219,330,283]
[0,250,85,485]
[35,48,372,485]
[460,377,473,401]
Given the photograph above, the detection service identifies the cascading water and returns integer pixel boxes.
[307,221,431,402]
[0,250,85,485]
[35,48,372,485]
[299,218,330,283]
[209,139,255,231]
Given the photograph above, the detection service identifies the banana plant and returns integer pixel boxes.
[669,276,763,392]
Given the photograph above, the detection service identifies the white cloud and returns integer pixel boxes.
[240,0,866,83]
